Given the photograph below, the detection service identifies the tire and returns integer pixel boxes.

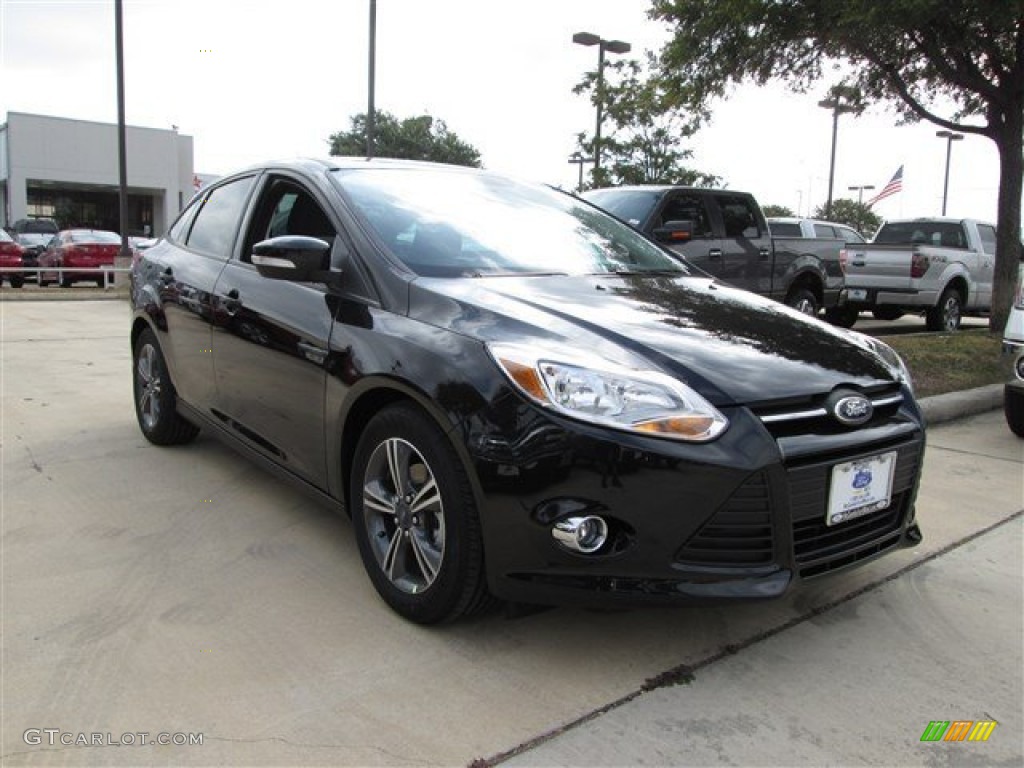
[38,273,51,287]
[10,275,24,288]
[785,287,819,316]
[1005,385,1024,438]
[132,328,200,446]
[825,305,859,328]
[926,287,962,332]
[351,403,490,624]
[872,307,904,321]
[60,274,73,288]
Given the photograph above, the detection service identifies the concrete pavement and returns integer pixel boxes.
[1,300,1021,767]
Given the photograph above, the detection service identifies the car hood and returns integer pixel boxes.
[409,274,899,406]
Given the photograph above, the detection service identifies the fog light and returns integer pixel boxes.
[552,515,609,554]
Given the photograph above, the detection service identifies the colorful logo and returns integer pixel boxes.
[852,469,873,489]
[920,720,997,742]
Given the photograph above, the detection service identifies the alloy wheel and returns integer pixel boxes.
[362,437,445,594]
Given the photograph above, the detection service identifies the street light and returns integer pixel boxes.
[936,130,964,216]
[568,151,594,192]
[573,31,631,177]
[848,185,875,205]
[818,96,856,219]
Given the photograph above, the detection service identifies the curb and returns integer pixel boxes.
[919,384,1003,426]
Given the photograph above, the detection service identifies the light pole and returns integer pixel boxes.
[936,130,964,216]
[568,151,593,193]
[818,95,855,219]
[572,32,630,178]
[848,185,875,205]
[367,0,377,159]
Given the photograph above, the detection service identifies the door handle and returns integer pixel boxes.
[221,288,242,315]
[759,248,770,259]
[708,249,723,259]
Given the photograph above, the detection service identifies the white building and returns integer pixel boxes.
[0,112,195,236]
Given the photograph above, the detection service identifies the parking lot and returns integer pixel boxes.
[1,299,1021,766]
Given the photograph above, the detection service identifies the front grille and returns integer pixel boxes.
[752,384,904,439]
[789,440,923,577]
[675,472,774,566]
[793,495,907,578]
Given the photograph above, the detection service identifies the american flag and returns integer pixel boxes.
[866,166,903,207]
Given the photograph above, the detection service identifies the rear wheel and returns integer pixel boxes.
[926,288,962,332]
[1005,385,1024,438]
[60,273,73,288]
[351,403,490,624]
[785,287,819,316]
[825,305,859,328]
[133,328,200,445]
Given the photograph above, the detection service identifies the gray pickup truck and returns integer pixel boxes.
[583,186,845,315]
[831,217,997,331]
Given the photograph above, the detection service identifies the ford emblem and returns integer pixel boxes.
[832,394,873,426]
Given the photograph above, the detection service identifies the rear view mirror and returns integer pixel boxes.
[252,236,331,282]
[653,220,694,243]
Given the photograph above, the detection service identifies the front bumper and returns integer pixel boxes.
[469,389,925,607]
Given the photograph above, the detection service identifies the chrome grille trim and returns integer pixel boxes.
[758,392,904,425]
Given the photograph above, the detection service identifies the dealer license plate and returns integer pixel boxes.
[826,451,897,526]
[847,288,868,301]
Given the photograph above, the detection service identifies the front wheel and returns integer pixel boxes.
[351,404,490,624]
[133,328,200,445]
[926,288,962,332]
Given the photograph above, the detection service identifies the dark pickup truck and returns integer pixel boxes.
[583,186,845,315]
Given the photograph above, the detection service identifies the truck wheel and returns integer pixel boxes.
[786,288,819,316]
[872,308,904,321]
[825,306,859,328]
[926,288,962,332]
[1005,386,1024,438]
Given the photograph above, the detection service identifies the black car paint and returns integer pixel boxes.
[131,158,924,609]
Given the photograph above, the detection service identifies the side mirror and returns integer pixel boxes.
[251,236,332,282]
[652,220,695,243]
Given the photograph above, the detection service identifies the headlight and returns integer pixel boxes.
[489,344,728,442]
[846,332,914,394]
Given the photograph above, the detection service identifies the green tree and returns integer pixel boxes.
[650,0,1023,332]
[328,111,481,167]
[573,58,720,190]
[762,204,795,218]
[812,199,883,238]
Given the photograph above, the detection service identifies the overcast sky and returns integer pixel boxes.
[0,0,1004,223]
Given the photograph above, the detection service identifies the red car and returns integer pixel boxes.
[0,229,26,288]
[39,229,121,287]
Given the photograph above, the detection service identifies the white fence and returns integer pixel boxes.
[0,266,132,289]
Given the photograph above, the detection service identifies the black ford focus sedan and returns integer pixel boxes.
[130,158,924,623]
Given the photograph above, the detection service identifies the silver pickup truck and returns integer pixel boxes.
[829,217,996,331]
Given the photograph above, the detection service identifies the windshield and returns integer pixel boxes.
[331,168,686,278]
[582,188,663,228]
